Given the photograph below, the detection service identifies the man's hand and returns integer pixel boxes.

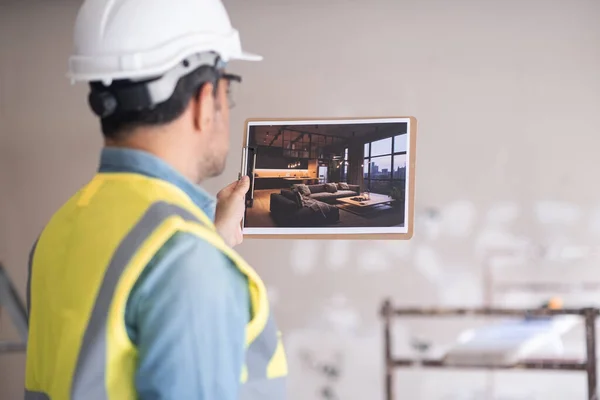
[214,176,250,248]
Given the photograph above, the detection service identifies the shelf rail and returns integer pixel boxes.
[380,299,599,400]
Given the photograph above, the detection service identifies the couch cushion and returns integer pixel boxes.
[310,192,335,200]
[337,182,350,190]
[291,190,303,208]
[335,190,357,197]
[280,189,297,202]
[307,184,325,193]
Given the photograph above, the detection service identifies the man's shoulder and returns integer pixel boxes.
[125,230,250,342]
[132,230,249,301]
[153,230,220,262]
[146,230,245,281]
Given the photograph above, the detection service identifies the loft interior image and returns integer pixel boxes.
[243,119,411,231]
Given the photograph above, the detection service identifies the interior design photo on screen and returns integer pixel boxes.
[241,117,415,237]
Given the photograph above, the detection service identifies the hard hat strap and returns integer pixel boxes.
[88,52,226,118]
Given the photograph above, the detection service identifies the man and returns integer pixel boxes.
[24,0,288,399]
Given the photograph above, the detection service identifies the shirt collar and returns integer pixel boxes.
[98,147,216,219]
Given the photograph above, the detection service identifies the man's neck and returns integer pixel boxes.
[104,138,203,184]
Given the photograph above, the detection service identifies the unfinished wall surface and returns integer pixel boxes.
[1,0,600,398]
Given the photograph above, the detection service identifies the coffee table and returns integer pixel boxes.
[336,193,395,215]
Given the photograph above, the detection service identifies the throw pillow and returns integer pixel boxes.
[293,184,311,196]
[324,183,338,193]
[338,182,350,190]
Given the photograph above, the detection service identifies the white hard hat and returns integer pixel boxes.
[67,0,262,85]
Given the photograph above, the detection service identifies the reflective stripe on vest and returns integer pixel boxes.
[25,174,287,399]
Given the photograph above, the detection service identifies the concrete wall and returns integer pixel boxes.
[1,0,600,398]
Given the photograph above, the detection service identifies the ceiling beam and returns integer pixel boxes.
[259,126,374,149]
[290,132,306,145]
[267,127,285,146]
[281,127,348,141]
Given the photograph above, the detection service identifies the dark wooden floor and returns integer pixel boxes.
[244,189,405,228]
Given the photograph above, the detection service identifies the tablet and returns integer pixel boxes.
[240,117,417,240]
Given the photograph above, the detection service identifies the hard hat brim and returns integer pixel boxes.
[236,50,263,62]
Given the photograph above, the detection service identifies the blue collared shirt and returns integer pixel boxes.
[100,147,249,400]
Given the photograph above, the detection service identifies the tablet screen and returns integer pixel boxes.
[240,117,416,240]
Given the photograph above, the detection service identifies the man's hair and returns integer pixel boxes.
[93,65,217,140]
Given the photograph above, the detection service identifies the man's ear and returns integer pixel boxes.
[193,82,215,133]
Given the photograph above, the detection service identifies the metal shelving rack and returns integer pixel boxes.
[0,263,27,354]
[481,249,600,308]
[380,299,599,400]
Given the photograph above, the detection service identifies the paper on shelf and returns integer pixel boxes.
[442,316,580,366]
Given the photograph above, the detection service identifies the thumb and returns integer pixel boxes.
[217,180,238,199]
[234,175,250,197]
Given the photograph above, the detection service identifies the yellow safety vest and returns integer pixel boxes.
[24,172,288,399]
